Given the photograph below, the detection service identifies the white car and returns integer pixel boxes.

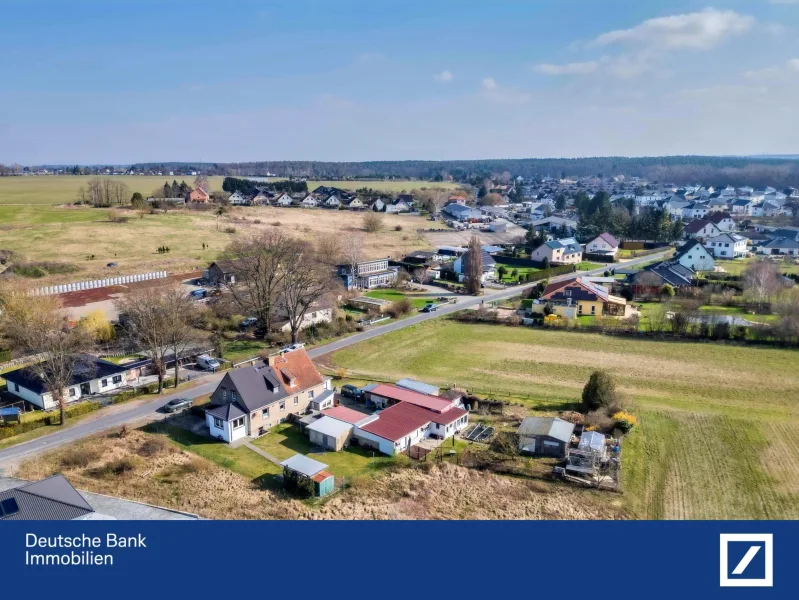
[279,343,305,353]
[196,355,221,371]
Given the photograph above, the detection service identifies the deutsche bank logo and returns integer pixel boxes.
[719,534,773,587]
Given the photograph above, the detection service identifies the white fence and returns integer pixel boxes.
[30,271,168,296]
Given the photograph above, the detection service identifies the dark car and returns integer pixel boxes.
[420,304,438,313]
[163,397,193,413]
[107,262,118,267]
[340,384,362,400]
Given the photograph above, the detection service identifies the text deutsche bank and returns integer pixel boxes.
[25,533,146,566]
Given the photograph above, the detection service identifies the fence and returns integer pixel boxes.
[30,270,168,296]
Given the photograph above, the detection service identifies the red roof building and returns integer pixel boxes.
[322,405,372,425]
[367,384,454,413]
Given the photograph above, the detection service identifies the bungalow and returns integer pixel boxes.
[338,258,398,290]
[673,239,715,271]
[517,416,575,458]
[683,219,721,241]
[3,356,131,410]
[632,261,694,295]
[204,349,333,443]
[585,232,620,257]
[758,237,799,256]
[531,237,583,265]
[186,187,210,203]
[540,277,631,318]
[442,203,482,221]
[353,400,469,455]
[453,249,496,282]
[705,233,747,259]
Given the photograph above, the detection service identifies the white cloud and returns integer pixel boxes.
[481,77,497,90]
[479,78,530,104]
[434,70,453,83]
[534,61,599,75]
[593,9,754,50]
[744,58,799,79]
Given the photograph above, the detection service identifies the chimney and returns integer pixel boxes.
[266,352,283,367]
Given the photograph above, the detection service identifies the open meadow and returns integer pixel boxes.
[0,204,433,284]
[326,319,799,520]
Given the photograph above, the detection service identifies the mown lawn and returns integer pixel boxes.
[716,257,799,276]
[222,339,270,363]
[496,266,539,283]
[251,422,399,481]
[365,289,433,309]
[328,319,799,519]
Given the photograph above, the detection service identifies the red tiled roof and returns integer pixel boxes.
[358,402,438,442]
[270,350,324,391]
[429,406,468,426]
[322,406,371,425]
[312,470,333,483]
[369,384,453,413]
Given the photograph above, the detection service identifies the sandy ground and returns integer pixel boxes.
[421,221,528,247]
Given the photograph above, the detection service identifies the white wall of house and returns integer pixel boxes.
[586,238,618,255]
[352,428,398,455]
[206,413,232,443]
[7,372,126,410]
[279,308,333,333]
[676,246,715,271]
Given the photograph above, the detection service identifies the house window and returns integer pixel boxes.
[222,389,227,401]
[591,305,596,315]
[232,417,245,429]
[69,388,76,397]
[232,391,237,402]
[565,289,571,297]
[112,375,122,384]
[280,401,285,411]
[262,407,269,418]
[12,383,18,392]
[293,396,298,405]
[101,379,108,387]
[213,417,223,428]
[308,390,314,399]
[578,304,583,314]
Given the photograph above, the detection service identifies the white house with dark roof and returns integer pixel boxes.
[705,233,747,259]
[673,240,715,271]
[757,237,799,256]
[585,232,620,257]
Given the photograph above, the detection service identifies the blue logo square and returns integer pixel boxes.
[726,541,766,580]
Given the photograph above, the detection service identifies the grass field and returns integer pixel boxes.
[1,204,433,284]
[0,176,226,205]
[716,257,799,276]
[327,319,799,519]
[365,289,433,309]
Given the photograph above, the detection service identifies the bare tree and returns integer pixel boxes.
[161,286,200,387]
[363,212,385,233]
[744,259,780,310]
[342,235,364,290]
[464,235,483,295]
[0,290,93,425]
[280,243,339,344]
[224,230,297,338]
[315,236,343,268]
[116,285,175,393]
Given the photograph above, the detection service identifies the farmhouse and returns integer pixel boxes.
[3,356,131,410]
[517,417,575,458]
[673,240,715,272]
[531,238,583,265]
[204,349,332,443]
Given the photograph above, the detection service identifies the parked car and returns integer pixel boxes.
[107,262,118,268]
[240,317,258,328]
[280,343,305,353]
[196,355,220,371]
[189,289,207,300]
[163,397,193,413]
[340,384,362,400]
[420,304,438,313]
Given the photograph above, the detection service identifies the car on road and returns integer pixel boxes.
[163,397,193,413]
[340,384,362,400]
[420,304,438,313]
[280,343,306,353]
[240,317,258,328]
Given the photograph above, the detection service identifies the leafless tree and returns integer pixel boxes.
[0,289,93,425]
[161,286,201,387]
[194,174,208,190]
[744,259,780,310]
[116,285,176,394]
[224,230,297,338]
[465,235,483,295]
[363,212,385,233]
[280,243,339,344]
[315,236,343,267]
[342,235,364,289]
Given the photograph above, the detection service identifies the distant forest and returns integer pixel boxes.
[130,155,799,188]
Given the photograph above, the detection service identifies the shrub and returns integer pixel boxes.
[224,226,237,234]
[394,224,403,231]
[271,221,282,226]
[581,370,618,412]
[334,367,348,380]
[60,447,100,468]
[89,457,138,478]
[612,411,638,433]
[136,437,167,457]
[363,212,385,233]
[585,410,614,432]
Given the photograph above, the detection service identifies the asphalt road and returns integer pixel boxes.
[0,251,667,467]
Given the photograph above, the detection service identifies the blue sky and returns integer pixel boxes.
[1,0,798,164]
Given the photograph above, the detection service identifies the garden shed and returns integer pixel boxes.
[517,416,575,458]
[280,454,335,497]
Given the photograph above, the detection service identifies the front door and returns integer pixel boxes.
[80,382,91,396]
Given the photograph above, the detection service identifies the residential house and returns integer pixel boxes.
[757,237,799,256]
[229,191,249,206]
[731,199,754,215]
[206,259,240,286]
[186,187,210,203]
[341,197,365,210]
[3,356,131,410]
[442,203,482,221]
[681,202,709,220]
[274,192,294,207]
[531,237,583,265]
[390,199,412,213]
[706,212,736,232]
[338,258,398,289]
[585,232,620,257]
[453,249,497,282]
[251,190,272,206]
[369,198,386,212]
[683,219,721,242]
[276,300,334,335]
[204,349,333,443]
[632,261,694,295]
[673,240,715,272]
[323,194,341,209]
[300,193,319,208]
[540,277,632,318]
[517,417,575,458]
[705,233,747,259]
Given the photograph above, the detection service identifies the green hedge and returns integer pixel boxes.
[0,402,102,441]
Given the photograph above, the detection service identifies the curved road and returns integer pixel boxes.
[0,251,667,467]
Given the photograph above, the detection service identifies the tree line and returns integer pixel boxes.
[221,177,308,196]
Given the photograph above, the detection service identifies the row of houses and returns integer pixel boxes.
[228,187,416,213]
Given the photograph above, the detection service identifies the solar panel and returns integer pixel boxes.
[0,497,20,517]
